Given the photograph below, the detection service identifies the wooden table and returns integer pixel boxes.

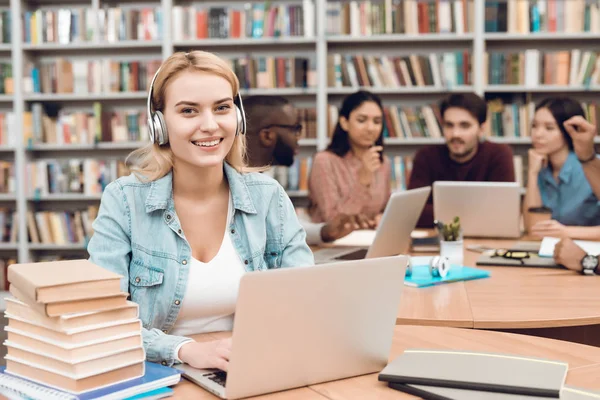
[170,325,600,399]
[398,238,600,346]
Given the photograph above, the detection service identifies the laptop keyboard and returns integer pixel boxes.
[204,371,227,387]
[335,248,368,261]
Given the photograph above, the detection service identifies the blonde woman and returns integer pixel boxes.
[87,51,313,371]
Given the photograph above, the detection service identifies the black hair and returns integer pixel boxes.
[327,90,384,157]
[243,95,290,136]
[439,93,487,125]
[535,97,586,151]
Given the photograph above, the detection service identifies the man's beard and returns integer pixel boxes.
[272,136,295,167]
[448,139,475,160]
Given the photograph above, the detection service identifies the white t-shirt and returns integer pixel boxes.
[170,192,246,337]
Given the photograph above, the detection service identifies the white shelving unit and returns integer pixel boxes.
[0,0,597,262]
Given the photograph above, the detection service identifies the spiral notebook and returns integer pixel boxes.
[0,361,180,400]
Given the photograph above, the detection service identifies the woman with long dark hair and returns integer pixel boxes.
[308,90,391,224]
[524,96,600,240]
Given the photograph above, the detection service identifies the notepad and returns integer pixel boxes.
[379,349,568,397]
[389,383,600,399]
[405,257,490,288]
[539,237,600,258]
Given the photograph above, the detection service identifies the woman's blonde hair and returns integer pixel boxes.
[127,51,249,181]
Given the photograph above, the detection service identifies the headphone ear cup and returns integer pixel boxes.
[235,106,244,136]
[154,110,168,145]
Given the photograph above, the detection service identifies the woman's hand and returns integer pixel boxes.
[358,146,383,187]
[530,220,568,239]
[528,149,547,176]
[178,339,232,371]
[563,115,597,162]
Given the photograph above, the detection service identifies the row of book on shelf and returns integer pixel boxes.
[172,2,314,40]
[486,50,600,87]
[16,50,600,95]
[26,207,99,248]
[0,99,595,147]
[24,59,162,95]
[328,52,470,89]
[0,205,100,259]
[27,160,128,197]
[23,57,316,94]
[485,0,600,34]
[326,0,473,35]
[15,0,600,46]
[23,7,162,44]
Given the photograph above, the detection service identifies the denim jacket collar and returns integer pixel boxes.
[144,163,257,214]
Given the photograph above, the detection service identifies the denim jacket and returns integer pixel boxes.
[87,163,314,366]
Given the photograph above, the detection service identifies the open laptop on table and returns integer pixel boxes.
[433,181,521,239]
[175,255,408,399]
[313,186,431,264]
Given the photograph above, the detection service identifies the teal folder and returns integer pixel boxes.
[404,265,490,288]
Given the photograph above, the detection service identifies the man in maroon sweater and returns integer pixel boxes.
[408,93,515,227]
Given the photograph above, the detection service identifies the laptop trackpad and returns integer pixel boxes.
[335,248,368,261]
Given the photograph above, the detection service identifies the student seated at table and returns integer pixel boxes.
[523,97,600,240]
[87,51,314,371]
[407,93,515,228]
[242,95,373,245]
[308,90,390,225]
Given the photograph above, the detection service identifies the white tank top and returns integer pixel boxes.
[170,192,246,336]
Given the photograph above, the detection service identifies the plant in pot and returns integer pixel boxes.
[435,217,464,268]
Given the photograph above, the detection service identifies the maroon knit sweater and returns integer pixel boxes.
[408,141,516,228]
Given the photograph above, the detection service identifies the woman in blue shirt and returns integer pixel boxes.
[87,51,313,370]
[524,96,600,239]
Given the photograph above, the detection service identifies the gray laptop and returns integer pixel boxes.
[313,186,431,264]
[433,181,521,239]
[175,255,408,399]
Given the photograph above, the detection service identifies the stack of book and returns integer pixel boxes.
[3,259,146,394]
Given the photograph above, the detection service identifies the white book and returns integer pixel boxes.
[569,49,581,86]
[453,0,464,34]
[303,0,315,38]
[524,49,540,88]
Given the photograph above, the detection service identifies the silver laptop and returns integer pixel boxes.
[175,255,407,399]
[433,181,521,239]
[313,186,431,263]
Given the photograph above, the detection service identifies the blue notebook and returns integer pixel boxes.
[404,265,490,288]
[0,361,181,400]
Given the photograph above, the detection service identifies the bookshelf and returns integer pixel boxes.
[0,0,598,264]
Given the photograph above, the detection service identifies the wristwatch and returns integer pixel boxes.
[581,254,599,276]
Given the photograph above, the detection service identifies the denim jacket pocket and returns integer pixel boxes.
[129,259,164,326]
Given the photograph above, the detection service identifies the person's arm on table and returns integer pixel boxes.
[554,237,599,275]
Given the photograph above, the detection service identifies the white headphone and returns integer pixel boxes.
[146,56,247,146]
[406,256,451,278]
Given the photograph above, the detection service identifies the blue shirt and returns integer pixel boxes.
[538,152,600,226]
[87,163,314,367]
